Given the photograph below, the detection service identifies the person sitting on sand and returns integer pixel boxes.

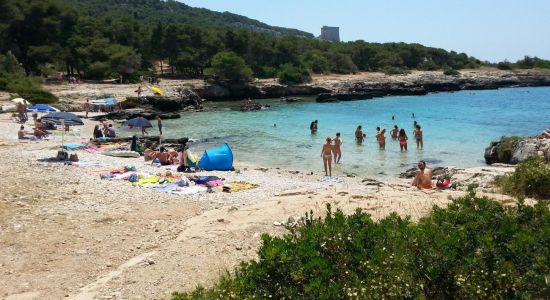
[321,137,333,176]
[33,126,48,139]
[398,128,408,151]
[332,132,342,164]
[391,125,399,140]
[412,160,433,189]
[106,124,116,138]
[414,125,423,149]
[18,125,29,140]
[93,124,103,139]
[376,127,386,150]
[153,147,174,165]
[355,125,364,144]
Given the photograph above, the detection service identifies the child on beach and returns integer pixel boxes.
[376,127,386,150]
[332,132,342,164]
[398,128,408,151]
[321,137,333,176]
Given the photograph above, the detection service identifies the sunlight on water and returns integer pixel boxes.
[162,87,550,177]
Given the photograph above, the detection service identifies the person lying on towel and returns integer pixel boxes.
[412,160,433,189]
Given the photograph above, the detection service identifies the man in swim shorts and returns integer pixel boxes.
[412,160,433,189]
[333,132,342,163]
[390,125,399,140]
[355,125,364,144]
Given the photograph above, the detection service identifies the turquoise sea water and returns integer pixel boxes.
[162,87,550,177]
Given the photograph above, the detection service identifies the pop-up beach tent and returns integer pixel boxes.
[198,143,233,171]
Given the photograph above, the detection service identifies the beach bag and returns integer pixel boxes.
[57,150,68,161]
[69,153,79,162]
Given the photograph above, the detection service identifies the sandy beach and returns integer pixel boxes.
[0,111,528,300]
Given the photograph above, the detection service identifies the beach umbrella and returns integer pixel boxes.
[124,116,153,137]
[41,111,84,151]
[42,111,84,126]
[150,86,163,96]
[12,98,30,105]
[27,104,60,113]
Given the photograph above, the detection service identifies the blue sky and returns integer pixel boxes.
[182,0,550,62]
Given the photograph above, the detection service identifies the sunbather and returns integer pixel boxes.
[18,125,29,140]
[542,126,550,138]
[412,160,433,189]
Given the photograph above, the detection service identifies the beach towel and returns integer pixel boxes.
[171,186,208,195]
[183,149,200,168]
[228,181,259,192]
[63,143,87,150]
[321,176,341,183]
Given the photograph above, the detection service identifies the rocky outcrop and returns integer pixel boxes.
[315,71,550,102]
[484,137,550,164]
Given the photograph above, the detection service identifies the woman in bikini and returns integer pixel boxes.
[376,127,386,150]
[398,128,408,151]
[321,137,333,176]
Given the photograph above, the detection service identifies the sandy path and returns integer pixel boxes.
[0,113,521,299]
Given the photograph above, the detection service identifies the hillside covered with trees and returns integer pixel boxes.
[1,0,549,95]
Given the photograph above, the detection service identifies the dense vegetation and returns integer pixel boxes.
[172,192,549,299]
[499,157,550,199]
[495,56,550,70]
[2,0,549,94]
[1,0,484,85]
[0,52,57,103]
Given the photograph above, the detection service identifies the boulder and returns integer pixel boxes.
[484,141,500,164]
[510,140,538,164]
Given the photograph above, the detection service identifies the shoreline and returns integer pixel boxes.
[0,112,534,299]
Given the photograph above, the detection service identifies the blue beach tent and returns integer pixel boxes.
[198,143,234,171]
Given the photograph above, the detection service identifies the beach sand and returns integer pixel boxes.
[0,113,526,299]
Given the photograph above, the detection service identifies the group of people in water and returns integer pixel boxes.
[314,115,425,177]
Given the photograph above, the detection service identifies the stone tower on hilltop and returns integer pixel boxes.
[320,26,340,42]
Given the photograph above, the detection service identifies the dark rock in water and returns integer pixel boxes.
[484,141,500,164]
[362,178,384,186]
[400,167,417,178]
[422,158,444,165]
[92,111,180,121]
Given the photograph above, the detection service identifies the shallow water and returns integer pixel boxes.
[161,87,550,177]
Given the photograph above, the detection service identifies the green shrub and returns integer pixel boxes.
[277,64,311,85]
[204,51,252,82]
[443,68,460,76]
[499,157,550,199]
[497,61,514,70]
[172,193,550,299]
[496,136,523,163]
[383,66,411,75]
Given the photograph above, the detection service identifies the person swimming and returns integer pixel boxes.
[321,137,333,176]
[412,160,433,189]
[414,124,423,149]
[355,125,364,144]
[390,125,399,140]
[376,127,386,150]
[333,132,342,164]
[398,128,408,151]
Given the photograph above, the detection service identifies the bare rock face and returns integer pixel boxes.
[510,140,538,164]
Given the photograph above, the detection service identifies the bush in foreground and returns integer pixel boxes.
[172,192,549,299]
[499,157,550,199]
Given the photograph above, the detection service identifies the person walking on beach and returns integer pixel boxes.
[333,132,342,164]
[398,128,408,151]
[414,124,423,149]
[412,160,433,189]
[84,99,91,118]
[310,120,318,134]
[376,127,386,150]
[157,116,163,135]
[355,125,364,144]
[390,125,399,140]
[321,137,333,176]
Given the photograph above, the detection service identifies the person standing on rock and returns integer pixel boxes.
[156,116,162,136]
